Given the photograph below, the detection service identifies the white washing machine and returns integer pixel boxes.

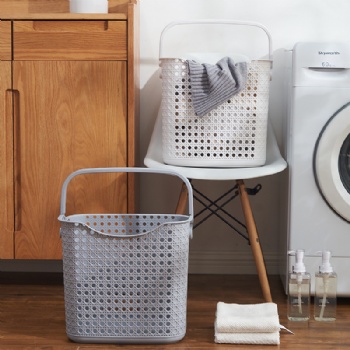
[281,42,350,296]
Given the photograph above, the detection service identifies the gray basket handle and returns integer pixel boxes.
[159,19,272,60]
[59,167,193,221]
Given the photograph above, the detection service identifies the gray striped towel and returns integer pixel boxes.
[187,57,248,117]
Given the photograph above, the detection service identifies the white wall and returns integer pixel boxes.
[139,0,350,275]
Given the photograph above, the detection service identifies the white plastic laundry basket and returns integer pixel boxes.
[58,168,193,344]
[160,20,273,167]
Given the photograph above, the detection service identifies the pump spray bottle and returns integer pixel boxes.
[314,250,337,321]
[287,249,311,321]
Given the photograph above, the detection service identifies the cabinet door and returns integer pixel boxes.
[13,60,127,259]
[0,62,15,258]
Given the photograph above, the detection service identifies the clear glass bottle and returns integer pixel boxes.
[287,249,311,321]
[314,250,337,321]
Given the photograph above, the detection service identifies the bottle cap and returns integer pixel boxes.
[320,250,333,273]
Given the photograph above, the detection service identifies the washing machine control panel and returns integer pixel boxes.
[293,42,350,87]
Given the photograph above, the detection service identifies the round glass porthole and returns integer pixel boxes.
[313,103,350,222]
[338,134,350,194]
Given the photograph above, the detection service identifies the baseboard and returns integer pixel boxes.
[0,252,280,276]
[0,271,63,284]
[189,250,280,275]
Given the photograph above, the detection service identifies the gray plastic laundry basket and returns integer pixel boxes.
[159,20,273,167]
[58,167,193,344]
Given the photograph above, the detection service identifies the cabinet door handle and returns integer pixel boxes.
[5,90,14,233]
[12,90,21,232]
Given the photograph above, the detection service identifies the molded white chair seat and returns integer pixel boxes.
[144,109,287,179]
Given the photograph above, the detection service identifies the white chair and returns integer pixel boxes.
[144,109,287,302]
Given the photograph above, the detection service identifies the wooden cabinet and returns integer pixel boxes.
[0,0,139,259]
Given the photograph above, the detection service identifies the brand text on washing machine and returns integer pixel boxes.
[318,51,340,55]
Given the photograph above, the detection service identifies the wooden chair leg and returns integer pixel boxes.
[237,179,273,302]
[175,182,188,215]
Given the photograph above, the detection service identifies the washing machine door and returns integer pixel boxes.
[314,102,350,222]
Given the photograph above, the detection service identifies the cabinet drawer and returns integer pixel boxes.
[0,21,12,60]
[13,21,127,60]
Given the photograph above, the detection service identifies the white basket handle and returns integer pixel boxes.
[58,167,194,221]
[159,19,272,60]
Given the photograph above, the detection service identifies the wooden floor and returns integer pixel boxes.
[1,273,350,349]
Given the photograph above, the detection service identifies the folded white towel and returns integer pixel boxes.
[215,331,280,345]
[214,302,280,345]
[215,302,280,333]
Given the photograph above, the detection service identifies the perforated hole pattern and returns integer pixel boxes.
[60,214,191,342]
[161,59,270,167]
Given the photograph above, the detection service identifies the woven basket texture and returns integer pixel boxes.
[161,59,270,167]
[61,213,190,343]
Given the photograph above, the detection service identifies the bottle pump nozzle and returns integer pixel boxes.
[288,249,306,273]
[320,250,333,273]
